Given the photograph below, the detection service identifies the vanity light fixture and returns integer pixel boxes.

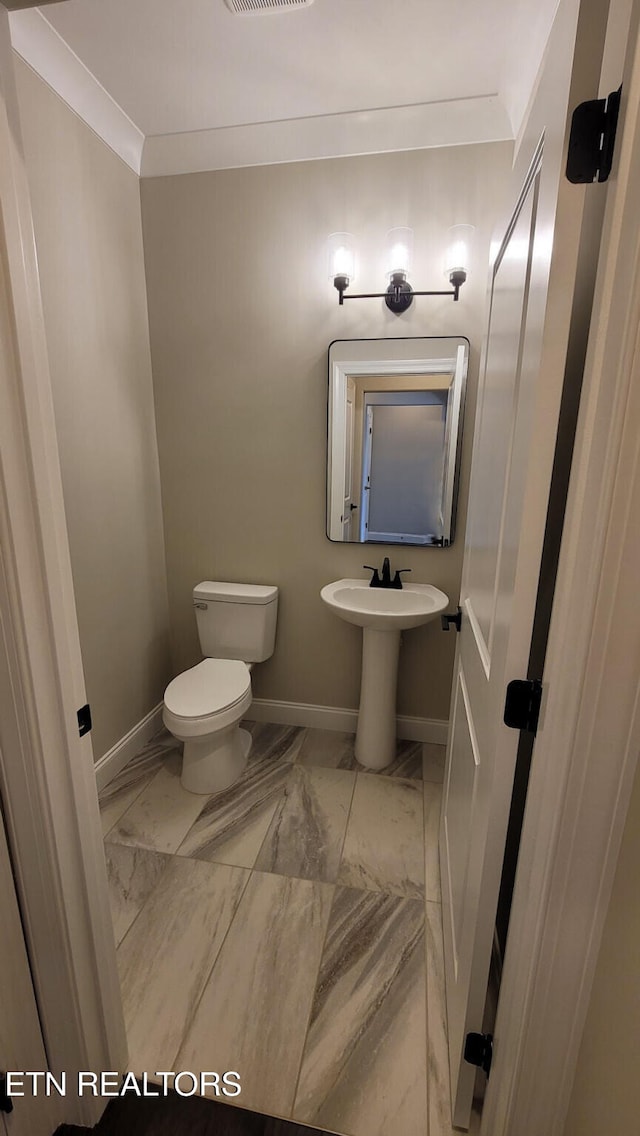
[330,225,474,315]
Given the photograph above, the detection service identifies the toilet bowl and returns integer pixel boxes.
[163,658,253,794]
[163,581,278,794]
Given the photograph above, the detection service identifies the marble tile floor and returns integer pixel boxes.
[100,723,460,1136]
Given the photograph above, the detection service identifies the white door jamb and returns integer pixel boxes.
[0,9,126,1124]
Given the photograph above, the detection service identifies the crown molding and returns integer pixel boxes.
[141,95,513,177]
[8,10,513,179]
[9,8,144,174]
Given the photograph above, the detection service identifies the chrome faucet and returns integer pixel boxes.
[364,557,411,589]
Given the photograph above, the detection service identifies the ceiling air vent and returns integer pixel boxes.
[224,0,314,12]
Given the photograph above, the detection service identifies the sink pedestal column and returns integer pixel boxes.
[355,628,400,769]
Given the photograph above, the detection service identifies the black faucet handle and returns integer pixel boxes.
[392,568,411,589]
[363,565,381,587]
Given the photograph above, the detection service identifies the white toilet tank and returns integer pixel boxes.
[193,581,278,663]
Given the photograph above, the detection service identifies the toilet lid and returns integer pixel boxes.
[164,659,250,718]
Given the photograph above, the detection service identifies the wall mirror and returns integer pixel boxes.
[327,337,468,546]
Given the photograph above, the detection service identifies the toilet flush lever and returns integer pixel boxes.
[193,601,208,610]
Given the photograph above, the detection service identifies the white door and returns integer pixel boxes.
[0,794,62,1136]
[439,0,620,1126]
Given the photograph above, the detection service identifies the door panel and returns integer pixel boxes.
[439,0,615,1125]
[443,667,480,981]
[466,182,538,662]
[442,159,542,1117]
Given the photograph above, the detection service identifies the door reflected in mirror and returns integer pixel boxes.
[327,337,469,546]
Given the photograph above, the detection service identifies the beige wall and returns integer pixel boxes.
[16,59,172,761]
[563,756,640,1135]
[141,143,512,720]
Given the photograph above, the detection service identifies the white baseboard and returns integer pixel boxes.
[94,703,164,792]
[247,698,448,746]
[94,699,447,790]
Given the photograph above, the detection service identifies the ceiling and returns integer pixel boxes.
[9,0,561,175]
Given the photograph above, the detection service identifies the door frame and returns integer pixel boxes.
[0,798,64,1136]
[360,403,373,539]
[0,6,638,1136]
[0,7,126,1127]
[482,4,640,1133]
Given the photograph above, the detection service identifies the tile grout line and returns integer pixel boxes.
[248,760,297,874]
[337,771,427,902]
[167,859,255,1072]
[108,727,431,1126]
[105,745,263,1073]
[170,867,336,1122]
[107,755,214,852]
[173,727,304,871]
[288,724,309,768]
[110,843,255,955]
[164,730,307,1070]
[101,746,181,839]
[109,847,175,953]
[423,771,432,1136]
[165,731,306,1073]
[286,767,358,1122]
[252,761,358,883]
[102,768,163,840]
[285,882,337,1126]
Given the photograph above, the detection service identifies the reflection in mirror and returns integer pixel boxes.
[327,338,468,546]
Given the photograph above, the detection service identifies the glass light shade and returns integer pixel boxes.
[328,232,356,284]
[385,227,413,279]
[445,225,475,278]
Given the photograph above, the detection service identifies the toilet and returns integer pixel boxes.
[163,581,278,794]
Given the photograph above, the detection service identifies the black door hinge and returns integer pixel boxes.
[504,679,543,734]
[77,703,92,737]
[464,1032,493,1077]
[566,85,622,184]
[0,1074,14,1114]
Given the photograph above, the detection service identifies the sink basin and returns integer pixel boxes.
[321,577,450,770]
[321,578,449,631]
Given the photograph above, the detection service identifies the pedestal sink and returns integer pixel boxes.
[321,578,449,770]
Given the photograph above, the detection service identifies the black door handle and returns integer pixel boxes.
[441,607,462,632]
[349,503,358,510]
